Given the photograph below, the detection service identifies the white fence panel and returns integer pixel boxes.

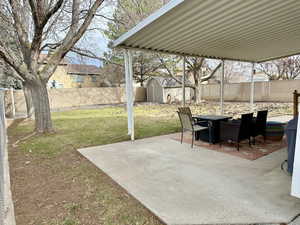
[0,90,16,225]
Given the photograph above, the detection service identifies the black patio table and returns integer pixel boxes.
[193,115,232,144]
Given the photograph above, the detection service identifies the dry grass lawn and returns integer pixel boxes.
[8,102,292,225]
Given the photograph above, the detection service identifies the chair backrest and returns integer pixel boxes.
[178,107,192,115]
[254,110,268,135]
[239,113,254,139]
[256,110,268,128]
[177,111,193,130]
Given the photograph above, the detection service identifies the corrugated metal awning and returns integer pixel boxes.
[112,0,300,63]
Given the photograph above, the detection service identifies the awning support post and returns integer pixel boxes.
[250,63,255,112]
[182,56,186,106]
[124,49,135,141]
[220,60,225,115]
[292,112,300,198]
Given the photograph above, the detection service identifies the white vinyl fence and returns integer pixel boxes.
[0,89,16,225]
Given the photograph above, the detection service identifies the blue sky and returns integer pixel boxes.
[67,31,109,67]
[67,2,114,67]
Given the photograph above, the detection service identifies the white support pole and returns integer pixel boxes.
[250,63,255,112]
[292,112,300,198]
[123,49,134,141]
[182,56,186,106]
[220,60,225,115]
[10,88,15,118]
[127,50,135,141]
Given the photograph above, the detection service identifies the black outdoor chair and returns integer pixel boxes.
[251,110,268,144]
[219,113,253,151]
[177,107,210,148]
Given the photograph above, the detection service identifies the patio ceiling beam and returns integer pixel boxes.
[116,46,257,64]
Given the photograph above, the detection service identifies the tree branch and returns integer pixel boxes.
[0,45,26,81]
[42,0,105,79]
[159,57,195,89]
[201,62,221,82]
[8,0,30,57]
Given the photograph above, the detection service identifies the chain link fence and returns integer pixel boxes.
[0,89,16,225]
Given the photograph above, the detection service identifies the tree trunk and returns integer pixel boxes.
[23,83,34,118]
[195,84,204,104]
[29,80,53,133]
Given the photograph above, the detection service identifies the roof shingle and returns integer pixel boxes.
[67,64,102,75]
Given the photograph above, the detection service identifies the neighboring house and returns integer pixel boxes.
[39,54,106,88]
[146,76,194,104]
[40,55,73,88]
[67,64,106,88]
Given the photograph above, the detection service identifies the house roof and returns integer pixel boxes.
[67,64,102,75]
[39,54,69,65]
[113,0,300,63]
[148,76,193,88]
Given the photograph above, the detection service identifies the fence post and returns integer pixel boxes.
[294,90,298,117]
[10,88,15,118]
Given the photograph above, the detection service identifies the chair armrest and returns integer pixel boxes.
[194,120,211,127]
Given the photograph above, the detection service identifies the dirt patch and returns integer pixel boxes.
[8,120,163,225]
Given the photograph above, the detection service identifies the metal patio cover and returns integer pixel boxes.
[113,0,300,63]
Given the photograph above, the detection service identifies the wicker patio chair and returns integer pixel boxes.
[178,107,197,124]
[219,113,253,151]
[251,110,268,144]
[177,108,210,148]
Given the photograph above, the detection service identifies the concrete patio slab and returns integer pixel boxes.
[78,135,300,225]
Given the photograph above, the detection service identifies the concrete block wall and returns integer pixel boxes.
[5,87,146,114]
[202,80,300,102]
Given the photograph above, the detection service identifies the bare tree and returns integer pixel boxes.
[0,0,107,133]
[258,56,300,80]
[160,56,221,103]
[104,0,165,86]
[222,61,236,83]
[101,63,124,87]
[133,53,162,87]
[215,61,250,84]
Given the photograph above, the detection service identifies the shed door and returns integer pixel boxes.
[147,80,154,102]
[147,80,163,103]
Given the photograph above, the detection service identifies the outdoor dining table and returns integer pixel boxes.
[193,115,232,144]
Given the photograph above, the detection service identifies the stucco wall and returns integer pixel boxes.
[6,87,146,114]
[202,80,300,102]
